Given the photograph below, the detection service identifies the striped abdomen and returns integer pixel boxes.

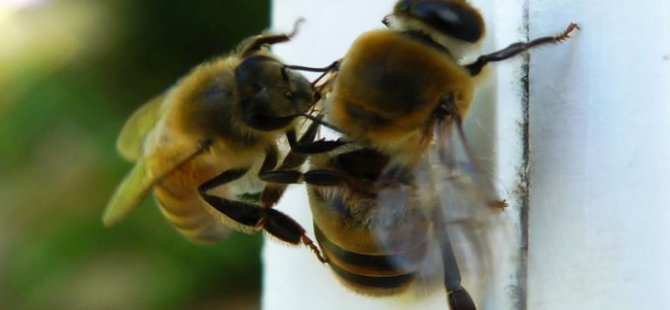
[151,154,247,243]
[154,188,229,243]
[308,185,431,295]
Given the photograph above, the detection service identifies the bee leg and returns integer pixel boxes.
[260,183,286,209]
[465,22,580,75]
[432,206,477,310]
[198,168,272,227]
[259,121,345,188]
[197,168,271,228]
[260,169,348,187]
[260,171,303,185]
[201,187,325,263]
[258,146,296,206]
[261,139,348,187]
[260,167,348,193]
[303,169,349,186]
[260,119,342,206]
[198,168,249,194]
[196,165,326,261]
[199,194,264,228]
[279,120,321,167]
[252,146,327,262]
[286,129,346,154]
[198,167,272,228]
[259,207,328,263]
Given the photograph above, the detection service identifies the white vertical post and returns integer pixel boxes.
[266,1,528,309]
[527,1,670,309]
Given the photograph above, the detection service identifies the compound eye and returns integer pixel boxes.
[395,0,484,43]
[236,56,277,91]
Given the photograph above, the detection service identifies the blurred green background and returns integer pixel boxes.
[0,0,271,309]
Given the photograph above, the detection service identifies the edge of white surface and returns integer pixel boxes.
[527,1,670,309]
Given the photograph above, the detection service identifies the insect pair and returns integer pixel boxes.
[103,1,578,309]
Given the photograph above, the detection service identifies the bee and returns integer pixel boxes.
[102,23,341,258]
[265,1,579,309]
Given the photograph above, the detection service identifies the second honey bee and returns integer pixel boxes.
[103,24,340,257]
[265,1,578,309]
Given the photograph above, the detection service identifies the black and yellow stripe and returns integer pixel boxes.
[314,224,429,295]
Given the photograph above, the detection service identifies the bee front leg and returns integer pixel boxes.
[286,127,346,154]
[260,120,346,205]
[465,23,579,76]
[258,143,348,204]
[258,145,294,207]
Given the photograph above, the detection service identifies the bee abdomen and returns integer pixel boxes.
[314,225,428,295]
[156,193,228,243]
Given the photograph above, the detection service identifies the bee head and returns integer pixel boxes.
[388,0,485,58]
[235,55,313,131]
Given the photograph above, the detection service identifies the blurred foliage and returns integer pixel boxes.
[0,0,271,308]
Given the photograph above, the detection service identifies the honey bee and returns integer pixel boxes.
[102,23,341,258]
[265,1,579,309]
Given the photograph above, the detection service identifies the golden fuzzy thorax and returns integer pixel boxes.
[327,29,474,167]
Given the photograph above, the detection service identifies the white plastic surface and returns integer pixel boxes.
[264,1,529,309]
[527,1,670,309]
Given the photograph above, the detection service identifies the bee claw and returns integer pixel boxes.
[490,199,508,210]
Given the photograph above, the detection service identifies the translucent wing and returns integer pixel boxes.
[418,119,506,301]
[102,142,205,227]
[431,120,503,210]
[116,95,164,162]
[103,159,155,226]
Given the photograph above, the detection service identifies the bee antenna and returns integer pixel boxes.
[283,60,340,74]
[243,18,307,55]
[287,17,306,39]
[280,66,291,83]
[281,61,339,87]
